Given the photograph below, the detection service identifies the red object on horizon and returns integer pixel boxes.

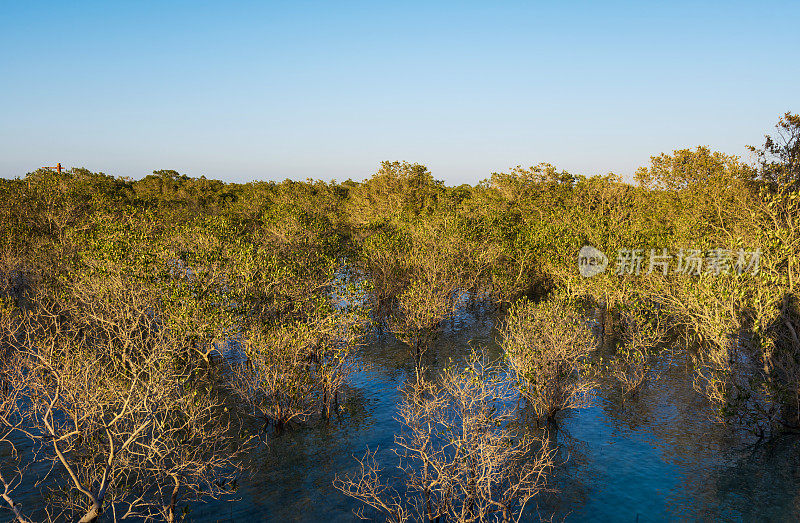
[42,163,63,173]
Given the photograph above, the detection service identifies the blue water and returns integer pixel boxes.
[188,310,800,522]
[6,308,800,522]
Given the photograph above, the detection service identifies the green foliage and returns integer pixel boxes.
[501,297,595,421]
[749,112,800,189]
[347,161,444,226]
[3,111,800,459]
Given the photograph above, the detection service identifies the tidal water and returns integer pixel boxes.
[5,308,800,522]
[189,309,800,522]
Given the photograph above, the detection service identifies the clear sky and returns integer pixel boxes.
[1,1,798,185]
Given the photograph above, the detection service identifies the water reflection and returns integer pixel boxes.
[191,308,800,521]
[11,307,800,522]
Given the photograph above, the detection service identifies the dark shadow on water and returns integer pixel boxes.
[9,307,800,522]
[191,308,800,521]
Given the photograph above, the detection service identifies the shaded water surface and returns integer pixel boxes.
[5,308,800,522]
[189,309,800,522]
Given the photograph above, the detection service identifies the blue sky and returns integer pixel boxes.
[1,1,798,184]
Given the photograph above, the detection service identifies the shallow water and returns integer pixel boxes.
[5,308,800,522]
[187,310,800,522]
